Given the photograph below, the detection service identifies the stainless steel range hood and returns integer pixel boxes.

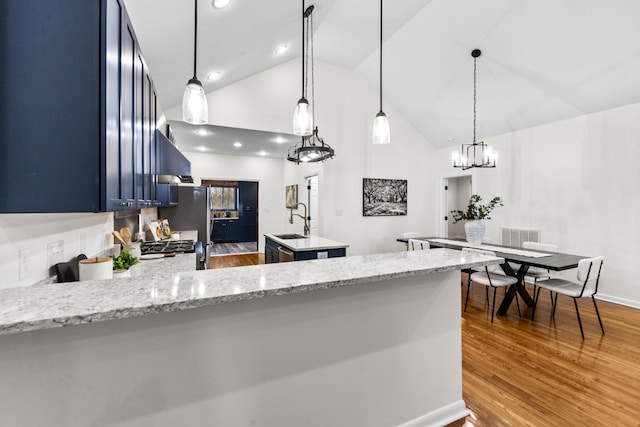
[156,130,192,182]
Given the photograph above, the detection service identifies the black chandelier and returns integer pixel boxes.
[287,126,335,163]
[287,2,335,164]
[452,49,497,170]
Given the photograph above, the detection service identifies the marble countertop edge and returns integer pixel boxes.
[0,249,502,336]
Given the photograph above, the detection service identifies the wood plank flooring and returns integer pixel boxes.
[209,252,264,269]
[461,274,640,426]
[201,255,640,425]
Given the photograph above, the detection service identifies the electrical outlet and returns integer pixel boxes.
[80,233,87,254]
[19,248,31,280]
[47,240,65,268]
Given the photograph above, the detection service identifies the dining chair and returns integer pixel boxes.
[531,256,605,339]
[521,241,558,302]
[462,248,519,322]
[407,238,430,251]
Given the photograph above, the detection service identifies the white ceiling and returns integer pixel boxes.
[125,0,640,150]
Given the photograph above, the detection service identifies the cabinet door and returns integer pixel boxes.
[212,222,225,243]
[238,181,258,242]
[141,72,155,206]
[119,19,136,207]
[225,220,239,243]
[103,0,124,211]
[134,50,145,207]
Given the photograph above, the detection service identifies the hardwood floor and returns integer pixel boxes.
[201,255,640,424]
[209,252,264,268]
[461,274,640,426]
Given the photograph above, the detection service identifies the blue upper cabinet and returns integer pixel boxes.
[0,0,161,212]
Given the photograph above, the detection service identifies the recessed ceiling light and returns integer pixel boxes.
[195,129,211,136]
[274,136,286,144]
[258,151,268,156]
[207,71,221,81]
[198,146,208,152]
[212,0,231,9]
[233,142,242,148]
[274,45,288,55]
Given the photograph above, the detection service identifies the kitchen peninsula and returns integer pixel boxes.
[0,249,502,426]
[264,233,349,263]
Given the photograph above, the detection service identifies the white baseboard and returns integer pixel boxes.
[397,400,469,427]
[596,293,640,309]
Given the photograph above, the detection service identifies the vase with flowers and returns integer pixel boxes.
[450,194,503,246]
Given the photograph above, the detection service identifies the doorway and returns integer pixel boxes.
[306,175,319,235]
[203,179,259,255]
[444,175,472,239]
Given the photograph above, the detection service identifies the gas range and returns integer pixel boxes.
[140,239,196,255]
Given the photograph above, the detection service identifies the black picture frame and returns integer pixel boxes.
[363,178,408,216]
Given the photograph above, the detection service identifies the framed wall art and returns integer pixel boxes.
[363,178,407,216]
[285,184,298,208]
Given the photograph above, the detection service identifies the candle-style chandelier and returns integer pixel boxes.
[452,49,497,170]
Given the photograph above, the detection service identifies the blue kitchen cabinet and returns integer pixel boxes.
[212,220,240,243]
[0,0,160,212]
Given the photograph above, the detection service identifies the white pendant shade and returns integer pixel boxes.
[182,78,208,124]
[293,97,313,136]
[372,111,390,144]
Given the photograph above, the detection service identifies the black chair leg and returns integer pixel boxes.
[485,287,489,305]
[515,291,521,317]
[551,293,559,317]
[464,276,472,312]
[573,298,585,339]
[592,296,605,335]
[490,287,497,323]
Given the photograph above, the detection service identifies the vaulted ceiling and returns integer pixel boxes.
[124,0,640,150]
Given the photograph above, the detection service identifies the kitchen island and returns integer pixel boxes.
[0,249,502,427]
[264,233,349,263]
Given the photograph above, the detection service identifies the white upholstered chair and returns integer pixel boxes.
[463,248,519,322]
[521,242,558,304]
[407,239,430,251]
[531,256,605,339]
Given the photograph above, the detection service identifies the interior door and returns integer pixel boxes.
[446,176,472,239]
[307,175,319,235]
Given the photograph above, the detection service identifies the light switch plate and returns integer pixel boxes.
[47,240,65,268]
[317,251,328,259]
[19,248,31,280]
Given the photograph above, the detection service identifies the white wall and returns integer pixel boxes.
[0,213,114,290]
[435,102,640,307]
[167,60,438,255]
[184,152,286,252]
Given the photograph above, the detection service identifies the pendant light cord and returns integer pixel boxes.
[301,1,306,98]
[473,55,477,144]
[309,11,315,126]
[379,0,383,112]
[193,0,198,79]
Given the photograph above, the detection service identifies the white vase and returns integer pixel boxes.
[464,220,486,246]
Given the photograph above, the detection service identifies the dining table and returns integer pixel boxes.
[397,237,587,315]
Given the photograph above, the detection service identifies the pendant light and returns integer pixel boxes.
[372,0,390,144]
[292,1,314,136]
[287,3,335,164]
[182,0,208,124]
[452,49,497,169]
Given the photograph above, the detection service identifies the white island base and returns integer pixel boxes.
[0,267,472,426]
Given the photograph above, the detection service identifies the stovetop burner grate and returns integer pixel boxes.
[140,239,196,254]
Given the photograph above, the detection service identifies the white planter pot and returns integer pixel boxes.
[464,220,486,246]
[112,269,131,279]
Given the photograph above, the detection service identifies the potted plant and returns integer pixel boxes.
[112,249,139,278]
[451,194,503,246]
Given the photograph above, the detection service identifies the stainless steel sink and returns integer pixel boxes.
[273,233,308,239]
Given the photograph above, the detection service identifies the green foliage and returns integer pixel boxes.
[113,249,139,270]
[450,194,503,224]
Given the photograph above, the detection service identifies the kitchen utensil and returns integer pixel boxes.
[112,231,127,246]
[120,227,132,244]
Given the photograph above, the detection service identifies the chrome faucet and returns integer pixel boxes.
[289,202,310,236]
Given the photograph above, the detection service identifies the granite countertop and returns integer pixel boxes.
[265,233,349,252]
[0,249,501,336]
